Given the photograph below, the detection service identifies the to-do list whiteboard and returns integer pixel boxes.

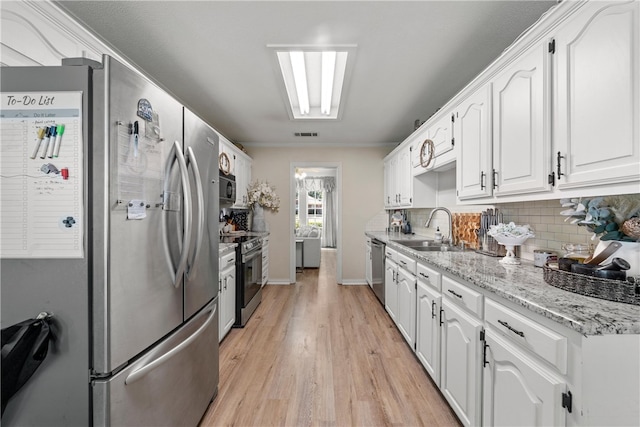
[0,91,84,258]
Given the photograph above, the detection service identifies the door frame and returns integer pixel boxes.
[289,162,342,284]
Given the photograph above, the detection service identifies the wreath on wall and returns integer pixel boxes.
[218,152,231,175]
[419,139,435,168]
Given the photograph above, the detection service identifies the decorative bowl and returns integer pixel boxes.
[491,234,533,247]
[489,230,534,265]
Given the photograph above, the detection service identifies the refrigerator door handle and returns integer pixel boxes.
[124,302,217,385]
[185,146,204,278]
[162,140,193,288]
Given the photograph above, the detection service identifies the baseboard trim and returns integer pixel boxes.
[340,279,368,286]
[265,279,292,285]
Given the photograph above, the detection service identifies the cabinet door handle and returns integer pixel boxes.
[419,272,429,280]
[480,171,486,190]
[492,169,498,190]
[447,289,463,299]
[219,279,222,293]
[556,151,565,181]
[483,341,490,367]
[439,307,444,326]
[400,260,407,266]
[498,320,525,338]
[431,301,436,319]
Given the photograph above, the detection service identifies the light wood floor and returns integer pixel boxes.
[200,249,460,426]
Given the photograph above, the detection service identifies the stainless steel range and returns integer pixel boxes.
[222,234,263,327]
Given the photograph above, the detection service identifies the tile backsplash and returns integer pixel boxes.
[404,199,596,261]
[495,199,594,261]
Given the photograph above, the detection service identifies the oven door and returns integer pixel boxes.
[242,247,262,307]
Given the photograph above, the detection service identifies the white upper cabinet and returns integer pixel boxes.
[455,84,493,201]
[554,0,640,190]
[234,153,252,208]
[0,2,105,67]
[219,138,252,208]
[429,113,456,168]
[492,41,552,197]
[384,146,412,208]
[412,113,456,176]
[397,146,412,206]
[383,156,397,208]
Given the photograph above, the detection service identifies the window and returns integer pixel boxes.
[307,190,323,227]
[295,189,324,228]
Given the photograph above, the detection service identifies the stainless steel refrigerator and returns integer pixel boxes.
[0,55,219,426]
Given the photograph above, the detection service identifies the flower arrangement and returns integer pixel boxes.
[247,179,280,212]
[560,196,640,241]
[487,222,535,239]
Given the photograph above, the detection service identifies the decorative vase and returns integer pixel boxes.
[593,240,640,277]
[251,202,266,232]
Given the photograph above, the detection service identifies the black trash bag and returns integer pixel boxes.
[1,315,53,416]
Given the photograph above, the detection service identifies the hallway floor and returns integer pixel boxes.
[200,248,460,426]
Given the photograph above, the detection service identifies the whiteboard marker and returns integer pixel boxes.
[30,127,46,159]
[53,124,65,158]
[47,125,57,158]
[40,126,53,159]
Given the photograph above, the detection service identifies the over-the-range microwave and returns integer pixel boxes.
[219,171,236,204]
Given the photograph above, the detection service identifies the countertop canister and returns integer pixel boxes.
[533,249,557,267]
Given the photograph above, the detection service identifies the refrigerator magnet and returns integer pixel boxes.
[127,200,147,220]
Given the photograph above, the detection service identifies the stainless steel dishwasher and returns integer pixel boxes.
[370,239,385,305]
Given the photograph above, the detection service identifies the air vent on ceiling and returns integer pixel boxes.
[294,132,318,137]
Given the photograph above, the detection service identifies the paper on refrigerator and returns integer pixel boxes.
[0,91,84,258]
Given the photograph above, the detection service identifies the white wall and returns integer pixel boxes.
[249,145,389,284]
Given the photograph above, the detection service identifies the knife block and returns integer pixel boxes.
[476,234,509,257]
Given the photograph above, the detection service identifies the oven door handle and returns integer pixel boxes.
[242,249,262,264]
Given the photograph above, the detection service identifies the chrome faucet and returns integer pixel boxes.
[425,207,452,244]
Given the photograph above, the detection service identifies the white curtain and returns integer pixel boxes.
[297,177,336,248]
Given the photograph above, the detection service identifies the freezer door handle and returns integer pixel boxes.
[162,140,192,288]
[124,302,217,385]
[185,146,204,278]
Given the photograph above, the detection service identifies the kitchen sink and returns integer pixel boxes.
[411,245,462,252]
[390,239,433,247]
[391,239,463,252]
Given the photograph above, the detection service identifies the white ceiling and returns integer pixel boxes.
[55,0,557,147]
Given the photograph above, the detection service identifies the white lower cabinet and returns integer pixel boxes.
[440,298,484,427]
[416,265,442,386]
[483,329,566,427]
[219,251,236,342]
[365,238,373,286]
[396,264,416,349]
[261,236,269,286]
[384,256,398,324]
[378,242,639,427]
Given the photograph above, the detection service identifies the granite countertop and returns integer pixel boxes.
[219,242,237,256]
[367,231,640,336]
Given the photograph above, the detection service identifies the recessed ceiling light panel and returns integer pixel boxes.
[269,44,356,120]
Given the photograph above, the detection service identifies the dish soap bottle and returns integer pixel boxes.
[434,226,442,243]
[404,221,412,234]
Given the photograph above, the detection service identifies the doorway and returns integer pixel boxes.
[289,162,342,284]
